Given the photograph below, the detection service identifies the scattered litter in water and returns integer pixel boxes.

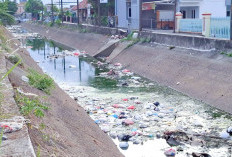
[10,26,232,157]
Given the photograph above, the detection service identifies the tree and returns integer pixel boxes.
[5,0,18,15]
[88,0,115,16]
[25,0,44,20]
[0,1,15,25]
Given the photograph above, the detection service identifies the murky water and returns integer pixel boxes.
[24,37,232,157]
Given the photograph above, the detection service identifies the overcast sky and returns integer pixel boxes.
[16,0,82,7]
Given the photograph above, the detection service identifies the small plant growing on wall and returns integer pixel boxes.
[27,69,54,94]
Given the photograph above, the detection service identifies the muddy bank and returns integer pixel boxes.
[5,27,123,156]
[21,23,232,114]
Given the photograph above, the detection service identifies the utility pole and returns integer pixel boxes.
[139,0,142,31]
[98,0,100,25]
[76,0,79,25]
[230,0,232,40]
[51,0,54,24]
[61,0,63,23]
[173,0,177,33]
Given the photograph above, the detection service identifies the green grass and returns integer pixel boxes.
[15,93,49,118]
[8,55,23,66]
[126,38,140,49]
[27,69,54,94]
[79,28,87,33]
[220,52,226,55]
[0,128,3,146]
[121,32,134,42]
[0,27,10,52]
[227,53,232,57]
[36,145,41,157]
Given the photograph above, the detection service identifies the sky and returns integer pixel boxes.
[41,0,82,6]
[16,0,83,7]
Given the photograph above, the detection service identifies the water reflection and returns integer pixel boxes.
[26,39,97,86]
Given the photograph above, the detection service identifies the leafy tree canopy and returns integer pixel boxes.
[5,0,18,15]
[25,0,44,14]
[0,1,15,25]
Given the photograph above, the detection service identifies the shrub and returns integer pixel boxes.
[27,69,54,94]
[8,55,23,66]
[15,93,49,118]
[55,19,61,26]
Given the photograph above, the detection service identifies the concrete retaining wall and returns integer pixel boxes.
[140,31,232,51]
[20,23,232,114]
[40,22,232,52]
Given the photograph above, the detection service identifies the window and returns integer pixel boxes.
[191,10,195,18]
[128,7,131,18]
[180,10,186,18]
[227,11,230,17]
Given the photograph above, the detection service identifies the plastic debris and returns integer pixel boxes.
[2,135,7,141]
[21,76,29,83]
[112,104,125,108]
[73,52,79,56]
[69,65,76,68]
[123,119,134,125]
[164,148,176,156]
[122,69,130,73]
[127,106,135,110]
[227,126,232,136]
[154,102,160,107]
[192,152,212,157]
[119,142,129,150]
[114,63,122,66]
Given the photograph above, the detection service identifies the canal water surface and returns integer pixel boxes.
[26,38,232,157]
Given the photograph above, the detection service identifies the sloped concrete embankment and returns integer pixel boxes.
[4,26,123,156]
[20,23,232,114]
[111,44,232,114]
[0,35,36,156]
[21,23,110,56]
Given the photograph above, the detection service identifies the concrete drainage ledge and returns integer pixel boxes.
[140,31,232,52]
[0,53,36,157]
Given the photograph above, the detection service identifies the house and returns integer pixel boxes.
[115,0,140,30]
[142,0,174,29]
[16,2,26,15]
[177,0,229,18]
[71,0,93,23]
[115,0,174,30]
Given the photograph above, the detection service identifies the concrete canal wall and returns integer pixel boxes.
[21,23,232,114]
[4,25,123,157]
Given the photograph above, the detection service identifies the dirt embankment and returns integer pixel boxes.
[21,23,232,114]
[4,27,123,156]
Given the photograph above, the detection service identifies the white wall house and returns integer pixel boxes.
[177,0,228,18]
[115,0,140,30]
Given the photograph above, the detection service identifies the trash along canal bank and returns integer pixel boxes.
[12,26,232,157]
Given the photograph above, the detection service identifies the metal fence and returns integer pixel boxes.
[141,19,174,30]
[210,17,230,39]
[62,16,117,28]
[179,19,202,33]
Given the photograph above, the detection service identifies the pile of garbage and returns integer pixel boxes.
[59,60,232,157]
[47,50,88,61]
[0,116,28,142]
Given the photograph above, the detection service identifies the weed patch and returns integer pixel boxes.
[27,69,54,94]
[227,53,232,57]
[126,39,140,49]
[15,92,49,118]
[8,55,23,66]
